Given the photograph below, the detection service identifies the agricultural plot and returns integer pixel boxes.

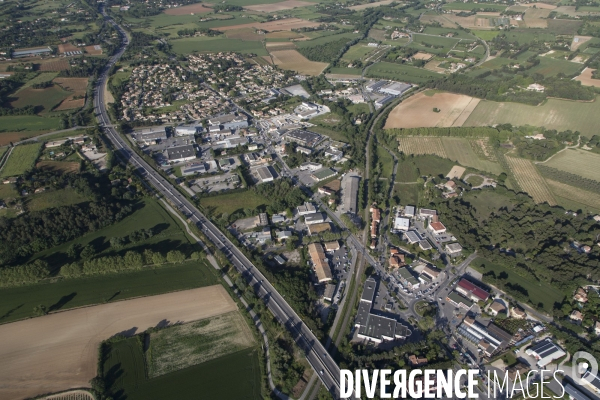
[53,77,88,111]
[341,43,377,62]
[547,19,583,35]
[385,91,479,129]
[20,72,59,89]
[171,37,268,56]
[26,187,88,212]
[366,62,442,84]
[546,179,600,210]
[472,30,501,40]
[148,311,255,377]
[0,142,42,178]
[410,34,462,55]
[463,97,600,136]
[349,0,396,9]
[527,56,583,77]
[442,3,507,11]
[163,3,211,15]
[398,137,447,158]
[10,85,72,114]
[200,189,268,215]
[225,28,265,41]
[505,156,556,205]
[543,149,600,181]
[441,137,504,175]
[575,68,600,87]
[44,390,95,400]
[0,116,62,145]
[213,18,320,32]
[37,59,70,71]
[269,49,328,75]
[296,32,360,48]
[36,160,80,173]
[245,0,314,12]
[0,286,236,400]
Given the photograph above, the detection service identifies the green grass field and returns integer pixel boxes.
[10,85,72,114]
[171,37,268,55]
[528,56,583,77]
[104,338,261,400]
[472,257,565,312]
[412,154,456,177]
[441,137,504,175]
[463,190,516,221]
[341,43,376,62]
[31,198,195,267]
[0,183,18,201]
[327,67,361,75]
[0,260,218,323]
[442,3,507,10]
[395,158,419,182]
[423,26,475,39]
[296,32,360,48]
[502,30,556,44]
[307,125,349,143]
[463,97,600,136]
[410,34,462,55]
[0,143,42,178]
[376,145,394,177]
[366,62,442,84]
[19,72,60,90]
[393,183,420,205]
[200,190,268,215]
[472,30,501,40]
[0,115,62,140]
[543,148,600,181]
[26,187,89,212]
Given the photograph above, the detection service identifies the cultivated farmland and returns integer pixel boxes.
[37,59,70,71]
[575,67,600,87]
[163,3,211,15]
[385,91,480,129]
[171,37,268,56]
[505,156,557,205]
[53,77,88,111]
[269,49,328,75]
[0,142,42,177]
[0,286,236,400]
[213,18,320,32]
[43,390,95,400]
[546,179,600,210]
[366,62,442,84]
[10,85,72,113]
[441,137,504,175]
[148,311,255,377]
[543,148,600,181]
[245,0,314,12]
[398,137,447,158]
[463,97,600,136]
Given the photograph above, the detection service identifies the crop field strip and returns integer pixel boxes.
[148,311,255,378]
[441,137,504,175]
[398,137,447,158]
[542,148,600,182]
[0,142,42,178]
[0,286,236,400]
[546,179,600,210]
[505,156,557,205]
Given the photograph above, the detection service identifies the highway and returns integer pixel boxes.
[95,6,344,398]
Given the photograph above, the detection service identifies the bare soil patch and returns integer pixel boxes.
[214,18,320,32]
[574,67,600,87]
[58,43,78,54]
[266,41,297,50]
[270,49,328,75]
[571,35,593,51]
[265,30,304,39]
[525,2,557,9]
[413,51,434,61]
[349,0,395,10]
[38,60,70,71]
[0,285,236,400]
[84,45,102,55]
[225,28,264,41]
[53,77,88,111]
[245,0,314,12]
[385,91,479,129]
[164,3,211,15]
[36,161,80,173]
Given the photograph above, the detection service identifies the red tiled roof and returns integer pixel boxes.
[430,222,446,231]
[458,279,489,301]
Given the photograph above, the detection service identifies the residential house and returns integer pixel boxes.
[574,287,588,303]
[489,300,507,316]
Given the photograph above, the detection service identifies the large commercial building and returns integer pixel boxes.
[456,279,490,302]
[526,339,566,368]
[208,113,248,130]
[380,82,412,96]
[308,243,332,283]
[311,168,336,182]
[393,216,410,232]
[355,278,411,343]
[285,130,322,148]
[166,144,197,163]
[176,125,201,136]
[304,212,326,225]
[181,163,207,176]
[13,46,52,58]
[458,316,513,357]
[343,175,360,214]
[256,166,274,183]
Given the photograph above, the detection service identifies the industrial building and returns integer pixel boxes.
[403,230,421,244]
[311,168,336,182]
[343,175,360,214]
[458,316,512,357]
[526,339,566,368]
[297,202,317,216]
[355,278,411,343]
[308,243,332,283]
[456,279,490,302]
[166,144,197,163]
[285,130,322,148]
[397,267,420,289]
[380,82,412,96]
[299,162,322,171]
[375,95,394,107]
[256,166,274,183]
[12,46,52,58]
[393,216,410,232]
[446,291,473,310]
[366,80,387,92]
[181,163,207,176]
[304,212,326,225]
[208,113,248,130]
[404,205,415,217]
[176,125,201,136]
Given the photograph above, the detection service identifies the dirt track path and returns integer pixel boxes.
[0,285,235,400]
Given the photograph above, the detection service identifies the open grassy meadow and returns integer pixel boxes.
[171,37,268,55]
[395,159,420,182]
[105,342,261,400]
[10,85,72,114]
[410,34,463,55]
[26,187,88,212]
[367,62,442,84]
[31,198,195,267]
[528,56,583,77]
[472,30,501,40]
[393,183,420,205]
[296,32,360,48]
[463,97,600,136]
[473,257,564,313]
[341,43,377,62]
[200,189,269,215]
[0,116,62,145]
[0,260,218,324]
[0,143,42,178]
[148,311,255,377]
[326,67,362,76]
[412,154,456,177]
[463,190,516,221]
[441,137,504,175]
[543,148,600,181]
[442,3,507,11]
[376,145,394,177]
